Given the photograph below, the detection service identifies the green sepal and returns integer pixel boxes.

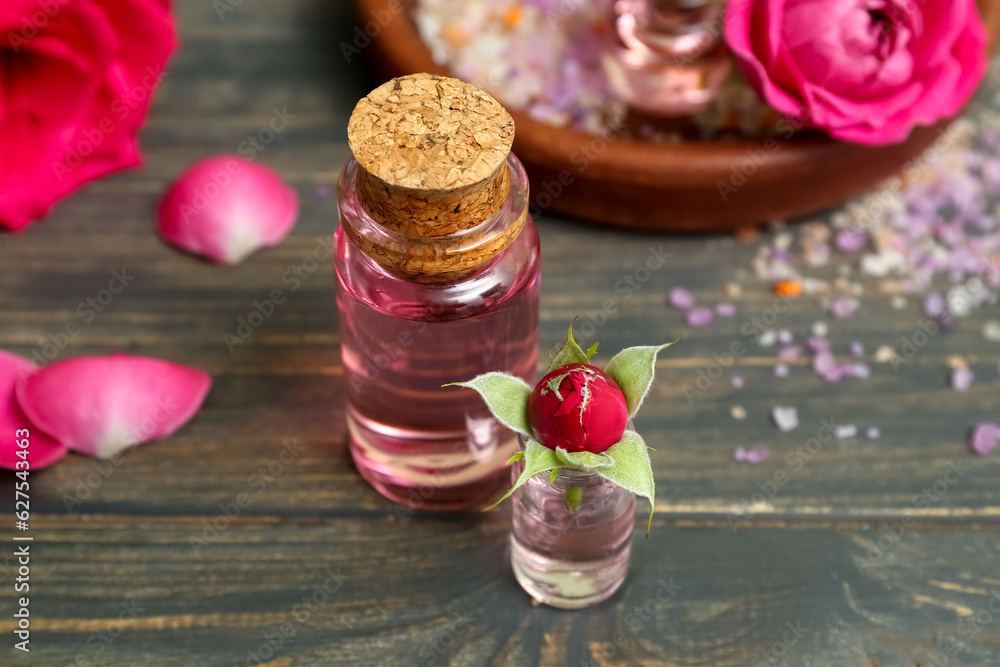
[595,430,656,536]
[445,373,533,439]
[507,451,525,465]
[549,468,560,485]
[604,339,680,417]
[548,320,590,372]
[565,486,583,511]
[484,439,560,511]
[586,342,600,359]
[554,448,615,470]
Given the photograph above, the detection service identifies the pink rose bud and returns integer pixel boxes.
[528,363,628,454]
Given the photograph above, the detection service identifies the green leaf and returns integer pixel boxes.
[445,373,532,438]
[548,320,590,372]
[485,439,561,511]
[553,448,615,470]
[596,431,656,535]
[604,339,679,417]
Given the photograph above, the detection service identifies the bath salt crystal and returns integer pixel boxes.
[734,445,770,463]
[970,423,1000,455]
[669,287,695,310]
[831,296,859,319]
[951,367,975,391]
[890,296,907,310]
[983,320,1000,342]
[835,424,857,439]
[811,321,828,338]
[866,426,880,440]
[715,302,736,317]
[850,341,864,357]
[730,405,747,420]
[778,329,793,345]
[874,346,897,363]
[731,376,744,389]
[772,406,798,431]
[758,329,778,347]
[687,307,713,327]
[774,364,789,377]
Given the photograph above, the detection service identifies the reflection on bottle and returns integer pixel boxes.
[602,0,731,117]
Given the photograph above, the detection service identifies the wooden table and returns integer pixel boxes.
[2,2,999,665]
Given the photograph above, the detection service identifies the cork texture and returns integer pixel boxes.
[346,73,521,281]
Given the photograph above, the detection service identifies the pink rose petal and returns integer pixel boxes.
[16,355,211,460]
[158,156,299,264]
[0,351,66,470]
[970,423,999,456]
[831,296,859,319]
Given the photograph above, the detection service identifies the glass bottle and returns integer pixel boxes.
[335,74,541,511]
[510,436,636,609]
[602,0,731,117]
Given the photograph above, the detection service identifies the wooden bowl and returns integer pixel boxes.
[356,0,1000,232]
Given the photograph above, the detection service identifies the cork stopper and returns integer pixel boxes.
[346,73,524,281]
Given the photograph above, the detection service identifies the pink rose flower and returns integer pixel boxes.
[725,0,988,145]
[0,0,177,230]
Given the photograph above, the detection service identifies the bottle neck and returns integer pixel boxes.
[337,153,530,284]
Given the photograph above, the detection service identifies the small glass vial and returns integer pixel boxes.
[602,0,731,117]
[335,74,541,511]
[510,438,636,609]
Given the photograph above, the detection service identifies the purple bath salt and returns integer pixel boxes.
[850,341,864,357]
[731,376,744,389]
[734,446,771,464]
[715,302,736,317]
[778,346,803,362]
[778,329,793,345]
[831,296,859,319]
[866,427,881,440]
[924,292,946,318]
[970,423,1000,455]
[775,364,789,377]
[834,228,867,253]
[687,307,713,328]
[669,287,695,310]
[807,337,831,353]
[951,367,974,391]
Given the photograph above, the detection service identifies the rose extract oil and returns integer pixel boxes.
[335,74,540,510]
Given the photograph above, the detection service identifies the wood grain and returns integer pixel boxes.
[0,1,998,665]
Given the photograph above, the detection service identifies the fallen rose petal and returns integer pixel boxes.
[686,307,713,328]
[158,156,299,264]
[16,355,211,459]
[715,303,736,317]
[831,297,859,319]
[970,423,999,455]
[0,351,66,470]
[669,287,695,310]
[778,346,802,363]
